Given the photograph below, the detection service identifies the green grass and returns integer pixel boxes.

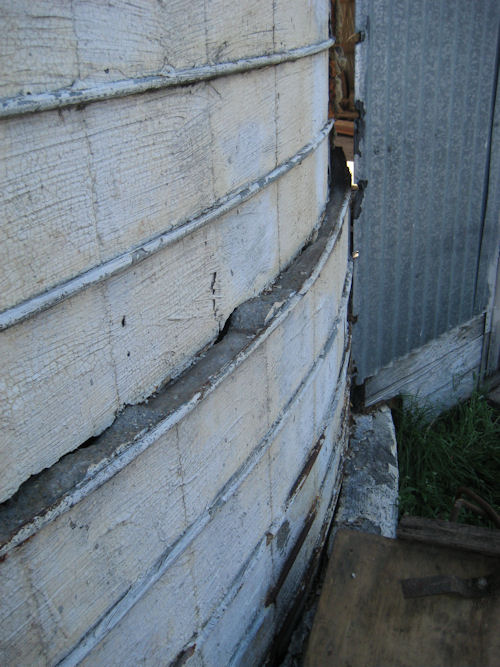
[394,393,500,528]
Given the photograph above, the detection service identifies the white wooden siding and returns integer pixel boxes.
[0,0,329,98]
[0,201,350,664]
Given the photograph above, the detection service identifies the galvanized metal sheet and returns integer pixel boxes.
[353,0,500,382]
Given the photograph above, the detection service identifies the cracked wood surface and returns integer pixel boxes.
[0,207,350,665]
[0,145,330,503]
[0,56,327,311]
[0,0,328,98]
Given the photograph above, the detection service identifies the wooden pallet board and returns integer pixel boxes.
[305,529,500,667]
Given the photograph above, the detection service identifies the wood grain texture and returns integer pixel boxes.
[0,56,327,311]
[205,0,274,64]
[0,286,118,504]
[197,541,274,667]
[0,107,98,310]
[0,0,328,99]
[0,425,185,666]
[0,1,78,97]
[274,0,330,51]
[73,0,207,84]
[0,208,349,662]
[277,142,328,270]
[78,550,199,667]
[305,529,500,667]
[85,85,214,263]
[208,67,277,200]
[365,315,484,411]
[0,183,283,501]
[82,348,348,667]
[276,51,329,164]
[398,516,500,558]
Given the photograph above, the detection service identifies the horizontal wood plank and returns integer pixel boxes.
[274,0,330,51]
[0,198,349,662]
[0,0,328,99]
[365,315,485,411]
[0,182,286,501]
[276,51,329,164]
[398,516,500,557]
[0,56,327,311]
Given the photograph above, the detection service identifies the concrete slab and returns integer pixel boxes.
[332,404,399,541]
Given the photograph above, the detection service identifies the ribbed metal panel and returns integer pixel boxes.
[353,0,500,382]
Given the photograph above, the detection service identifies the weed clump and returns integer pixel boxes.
[394,393,500,528]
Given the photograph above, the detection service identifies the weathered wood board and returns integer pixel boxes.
[81,347,349,667]
[1,80,332,501]
[0,190,350,664]
[0,107,98,310]
[0,0,328,98]
[365,315,485,411]
[0,4,341,667]
[274,0,330,52]
[0,181,283,501]
[277,140,329,270]
[0,286,120,503]
[276,51,329,164]
[305,529,500,667]
[0,57,327,312]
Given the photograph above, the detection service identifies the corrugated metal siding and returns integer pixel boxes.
[353,0,500,382]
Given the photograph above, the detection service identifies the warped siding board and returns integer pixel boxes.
[0,182,285,501]
[276,51,329,164]
[315,316,348,428]
[0,1,78,97]
[0,287,119,504]
[83,350,349,667]
[0,124,329,499]
[105,224,218,406]
[274,0,330,51]
[267,359,346,528]
[0,187,349,663]
[274,415,348,626]
[0,107,98,311]
[277,140,328,270]
[0,58,327,312]
[313,209,349,358]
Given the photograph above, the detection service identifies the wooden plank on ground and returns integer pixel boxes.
[305,529,500,667]
[398,516,500,558]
